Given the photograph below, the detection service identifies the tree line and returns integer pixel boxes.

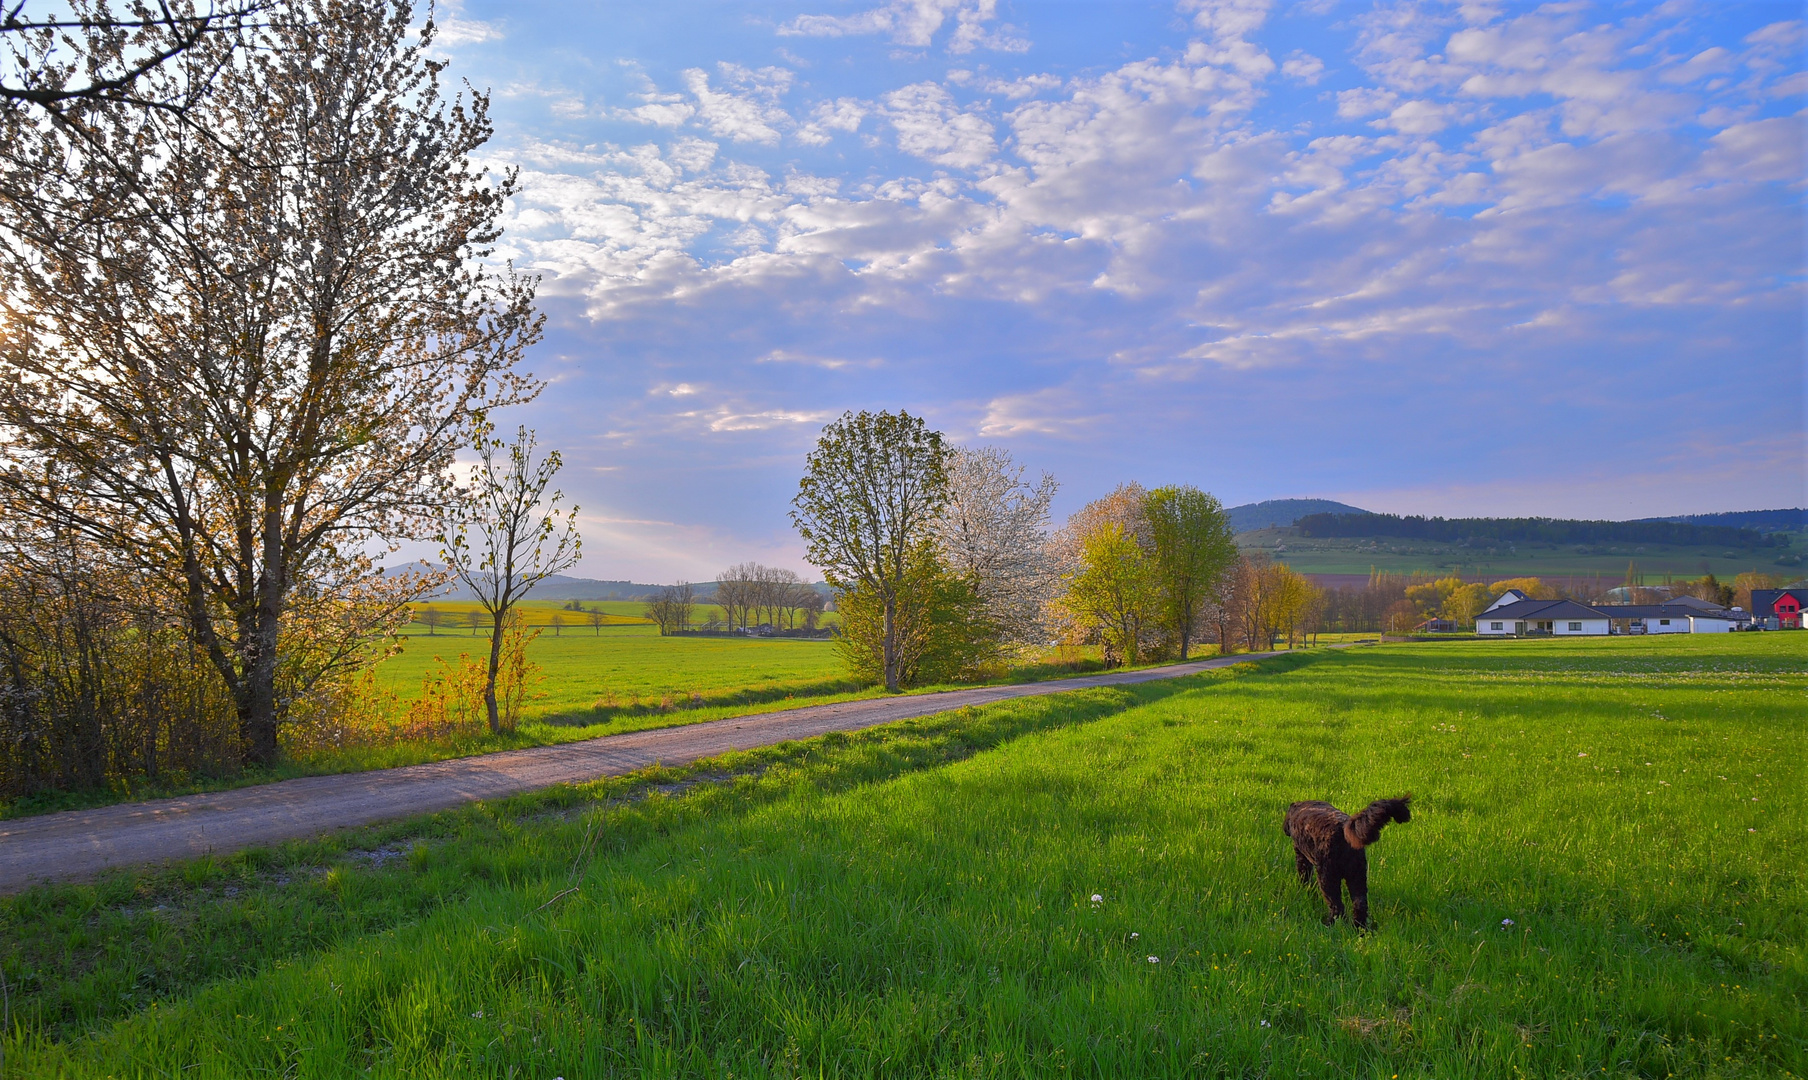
[1294,512,1785,550]
[789,411,1323,692]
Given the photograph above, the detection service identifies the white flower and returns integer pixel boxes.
[1091,894,1103,903]
[1260,1019,1271,1028]
[1577,752,1588,758]
[1147,956,1159,963]
[1130,932,1139,939]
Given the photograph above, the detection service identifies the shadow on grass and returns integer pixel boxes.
[1,650,1327,1045]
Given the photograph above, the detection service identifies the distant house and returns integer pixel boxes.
[1592,603,1739,635]
[1477,599,1611,637]
[1751,588,1808,630]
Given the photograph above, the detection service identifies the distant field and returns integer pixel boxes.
[1239,527,1805,581]
[403,598,837,633]
[379,623,850,721]
[7,634,1799,1077]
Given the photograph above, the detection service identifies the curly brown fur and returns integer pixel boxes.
[1282,795,1411,928]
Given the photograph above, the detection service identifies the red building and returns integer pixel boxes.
[1751,588,1806,629]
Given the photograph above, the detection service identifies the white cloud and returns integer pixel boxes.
[1280,51,1325,85]
[795,97,869,146]
[881,82,997,168]
[779,0,1026,53]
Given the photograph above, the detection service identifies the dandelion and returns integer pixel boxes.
[1091,894,1103,903]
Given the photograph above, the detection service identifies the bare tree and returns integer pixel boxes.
[715,566,753,630]
[644,581,695,636]
[797,586,825,631]
[934,446,1057,653]
[585,606,608,636]
[440,425,579,734]
[418,606,446,636]
[0,0,539,764]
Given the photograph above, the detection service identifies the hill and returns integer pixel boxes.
[1638,508,1806,533]
[1292,512,1786,549]
[1224,498,1368,533]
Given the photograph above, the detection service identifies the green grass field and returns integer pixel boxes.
[380,625,852,718]
[4,634,1801,1077]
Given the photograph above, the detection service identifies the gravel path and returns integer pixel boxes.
[0,652,1280,891]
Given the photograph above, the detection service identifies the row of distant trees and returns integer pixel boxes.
[0,2,577,798]
[787,410,1317,691]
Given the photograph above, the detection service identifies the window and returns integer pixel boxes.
[1659,619,1671,626]
[1568,622,1583,631]
[1490,622,1503,631]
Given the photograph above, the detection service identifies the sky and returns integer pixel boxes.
[424,0,1806,584]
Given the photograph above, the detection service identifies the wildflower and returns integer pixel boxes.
[1260,1019,1271,1028]
[1501,918,1515,928]
[1130,932,1139,939]
[1091,894,1103,903]
[1148,956,1159,963]
[1577,752,1588,758]
[471,1011,484,1019]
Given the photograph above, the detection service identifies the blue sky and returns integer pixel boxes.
[427,0,1805,583]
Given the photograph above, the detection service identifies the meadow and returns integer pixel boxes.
[378,624,853,720]
[3,633,1801,1077]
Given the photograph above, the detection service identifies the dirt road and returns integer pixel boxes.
[0,652,1281,891]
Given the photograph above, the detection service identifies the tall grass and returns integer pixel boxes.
[4,635,1801,1077]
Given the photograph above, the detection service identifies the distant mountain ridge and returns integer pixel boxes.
[1226,498,1370,534]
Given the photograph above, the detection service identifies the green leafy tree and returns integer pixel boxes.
[791,411,949,692]
[1057,522,1162,666]
[1145,485,1238,659]
[834,548,986,688]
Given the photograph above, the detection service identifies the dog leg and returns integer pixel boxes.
[1348,857,1370,929]
[1316,870,1345,925]
[1294,848,1315,885]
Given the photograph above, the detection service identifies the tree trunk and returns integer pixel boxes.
[881,593,899,692]
[484,607,507,734]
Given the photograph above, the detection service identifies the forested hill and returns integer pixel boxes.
[1292,513,1789,549]
[1638,509,1806,532]
[1226,498,1369,533]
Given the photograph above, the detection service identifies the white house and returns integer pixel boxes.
[1592,600,1743,635]
[1476,598,1611,637]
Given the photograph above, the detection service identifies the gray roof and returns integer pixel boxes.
[1593,605,1737,621]
[1482,599,1608,622]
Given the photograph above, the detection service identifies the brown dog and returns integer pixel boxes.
[1283,795,1412,928]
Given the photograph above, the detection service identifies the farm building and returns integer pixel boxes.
[1591,604,1740,634]
[1750,588,1807,629]
[1477,598,1611,637]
